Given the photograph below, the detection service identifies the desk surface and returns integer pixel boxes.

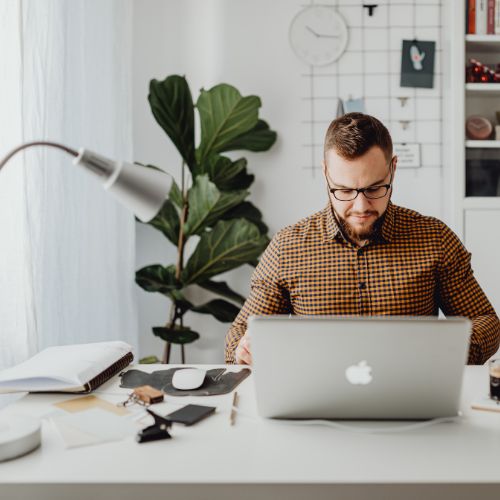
[0,365,499,500]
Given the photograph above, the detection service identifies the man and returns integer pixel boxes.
[225,113,500,365]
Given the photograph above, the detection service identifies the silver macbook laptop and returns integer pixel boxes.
[249,316,470,420]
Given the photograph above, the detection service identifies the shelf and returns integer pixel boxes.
[466,83,500,96]
[463,197,500,210]
[466,34,500,52]
[466,140,500,148]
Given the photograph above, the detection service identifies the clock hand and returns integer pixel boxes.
[306,25,320,37]
[305,25,341,39]
[316,33,340,38]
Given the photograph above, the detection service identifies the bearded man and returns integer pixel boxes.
[225,113,500,366]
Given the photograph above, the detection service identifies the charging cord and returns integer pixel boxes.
[231,406,463,434]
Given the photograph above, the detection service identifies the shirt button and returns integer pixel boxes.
[359,282,366,289]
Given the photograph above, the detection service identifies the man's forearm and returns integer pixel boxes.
[225,321,246,364]
[469,314,500,364]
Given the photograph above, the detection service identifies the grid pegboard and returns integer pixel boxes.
[299,0,443,176]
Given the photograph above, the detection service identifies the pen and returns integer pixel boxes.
[230,391,239,426]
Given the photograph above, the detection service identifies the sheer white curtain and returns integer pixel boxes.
[0,0,138,369]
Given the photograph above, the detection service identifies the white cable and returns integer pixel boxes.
[231,406,462,434]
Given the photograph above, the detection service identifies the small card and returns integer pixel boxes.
[52,408,137,448]
[400,40,436,89]
[393,143,421,168]
[54,395,129,416]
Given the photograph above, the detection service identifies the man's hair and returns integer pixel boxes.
[324,112,393,162]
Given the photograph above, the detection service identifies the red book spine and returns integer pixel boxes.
[488,0,495,33]
[469,0,476,33]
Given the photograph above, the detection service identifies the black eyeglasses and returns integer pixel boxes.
[327,159,394,202]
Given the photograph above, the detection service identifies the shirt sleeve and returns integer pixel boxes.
[224,231,292,363]
[436,224,500,364]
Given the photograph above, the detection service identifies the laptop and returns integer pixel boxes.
[249,316,470,420]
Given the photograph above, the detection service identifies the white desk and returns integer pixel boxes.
[0,365,499,500]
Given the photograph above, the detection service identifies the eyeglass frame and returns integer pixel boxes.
[325,156,396,202]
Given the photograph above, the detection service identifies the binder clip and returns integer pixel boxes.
[118,385,164,407]
[136,409,172,443]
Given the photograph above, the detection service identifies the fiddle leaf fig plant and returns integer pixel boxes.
[136,75,277,363]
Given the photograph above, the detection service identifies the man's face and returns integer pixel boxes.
[322,146,396,244]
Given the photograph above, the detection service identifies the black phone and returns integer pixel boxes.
[166,404,216,426]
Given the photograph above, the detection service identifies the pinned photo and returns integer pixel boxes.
[400,40,435,89]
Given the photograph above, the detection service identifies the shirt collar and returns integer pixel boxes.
[380,201,395,243]
[323,201,396,244]
[324,203,341,241]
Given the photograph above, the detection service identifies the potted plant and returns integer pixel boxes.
[136,75,277,363]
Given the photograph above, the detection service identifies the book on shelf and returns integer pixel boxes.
[488,0,495,33]
[476,0,487,34]
[468,0,476,34]
[0,341,134,393]
[496,0,500,33]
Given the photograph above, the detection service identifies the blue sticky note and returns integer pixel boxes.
[343,97,366,113]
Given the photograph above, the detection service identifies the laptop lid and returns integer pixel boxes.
[249,316,470,420]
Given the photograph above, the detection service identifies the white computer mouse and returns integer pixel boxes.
[171,368,207,390]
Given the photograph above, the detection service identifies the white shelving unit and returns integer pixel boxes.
[449,1,500,314]
[466,140,500,148]
[466,83,500,95]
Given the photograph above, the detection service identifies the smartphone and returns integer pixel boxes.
[166,404,216,426]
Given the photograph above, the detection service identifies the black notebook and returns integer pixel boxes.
[0,341,134,393]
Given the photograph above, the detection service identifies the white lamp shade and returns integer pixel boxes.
[104,162,172,222]
[73,149,172,222]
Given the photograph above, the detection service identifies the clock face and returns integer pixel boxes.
[289,6,349,66]
[466,116,493,140]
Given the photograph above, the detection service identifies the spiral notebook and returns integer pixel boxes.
[0,341,133,393]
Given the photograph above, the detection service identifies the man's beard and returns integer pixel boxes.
[335,208,386,243]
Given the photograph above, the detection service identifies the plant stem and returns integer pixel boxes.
[175,161,188,281]
[163,161,189,364]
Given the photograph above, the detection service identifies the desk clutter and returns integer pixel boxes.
[43,367,250,450]
[119,367,251,396]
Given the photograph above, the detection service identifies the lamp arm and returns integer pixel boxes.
[0,141,78,171]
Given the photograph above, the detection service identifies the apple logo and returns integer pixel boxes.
[345,360,373,385]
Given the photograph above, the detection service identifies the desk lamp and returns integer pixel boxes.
[0,140,172,461]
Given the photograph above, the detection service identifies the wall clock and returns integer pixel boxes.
[289,5,349,66]
[466,116,493,140]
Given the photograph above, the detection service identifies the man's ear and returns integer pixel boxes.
[322,160,327,177]
[391,155,398,177]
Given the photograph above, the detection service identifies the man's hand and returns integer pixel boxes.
[235,331,252,365]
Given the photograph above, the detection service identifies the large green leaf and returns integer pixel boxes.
[191,299,241,323]
[182,219,269,284]
[222,119,277,152]
[207,190,248,227]
[136,264,178,296]
[196,84,260,164]
[152,326,200,345]
[220,201,268,234]
[147,200,180,245]
[148,75,196,170]
[183,175,220,236]
[197,155,254,191]
[198,279,245,305]
[184,175,248,235]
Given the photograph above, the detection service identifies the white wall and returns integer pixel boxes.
[132,0,450,363]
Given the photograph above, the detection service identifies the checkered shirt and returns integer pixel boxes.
[225,202,500,365]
